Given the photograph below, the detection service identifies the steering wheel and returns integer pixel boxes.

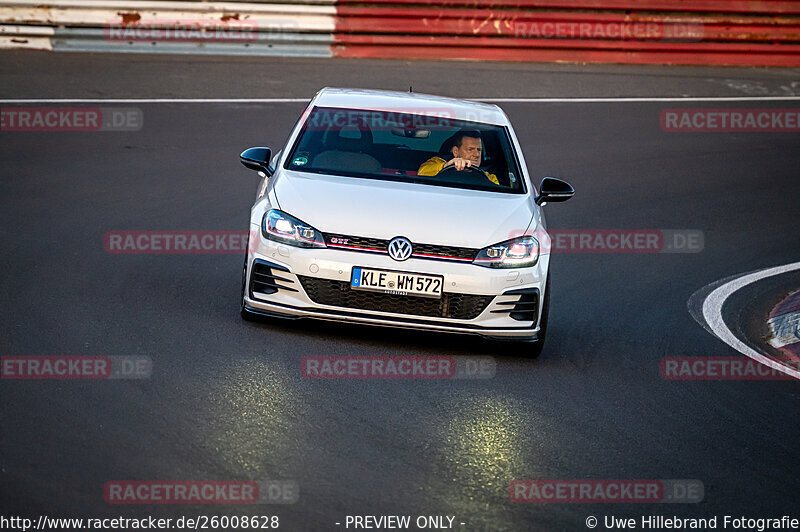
[435,163,491,180]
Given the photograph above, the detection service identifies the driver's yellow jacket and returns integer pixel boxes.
[417,156,499,185]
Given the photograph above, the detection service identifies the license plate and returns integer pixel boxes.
[351,267,443,299]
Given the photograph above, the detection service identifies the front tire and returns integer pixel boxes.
[240,244,259,321]
[527,274,550,358]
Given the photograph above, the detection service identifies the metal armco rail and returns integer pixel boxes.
[1,0,799,65]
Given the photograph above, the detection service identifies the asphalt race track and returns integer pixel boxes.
[1,52,800,531]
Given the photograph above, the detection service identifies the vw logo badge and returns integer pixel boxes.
[388,237,413,261]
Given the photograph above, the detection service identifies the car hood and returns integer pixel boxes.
[272,170,535,248]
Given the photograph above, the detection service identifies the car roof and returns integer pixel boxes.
[310,87,510,126]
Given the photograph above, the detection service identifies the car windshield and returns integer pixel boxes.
[284,106,526,194]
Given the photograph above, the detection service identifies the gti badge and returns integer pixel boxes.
[388,237,413,261]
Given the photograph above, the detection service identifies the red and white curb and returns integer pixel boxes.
[690,261,800,381]
[767,291,800,359]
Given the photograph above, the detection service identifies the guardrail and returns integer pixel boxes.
[2,0,799,65]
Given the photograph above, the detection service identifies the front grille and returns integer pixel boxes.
[297,276,493,320]
[322,232,478,262]
[412,242,476,261]
[324,233,388,253]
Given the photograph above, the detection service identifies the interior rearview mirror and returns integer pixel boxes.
[391,128,430,139]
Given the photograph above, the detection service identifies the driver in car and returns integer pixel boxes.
[417,129,499,185]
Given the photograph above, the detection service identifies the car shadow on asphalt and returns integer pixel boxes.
[239,310,550,360]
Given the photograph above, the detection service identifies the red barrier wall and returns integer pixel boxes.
[332,1,800,66]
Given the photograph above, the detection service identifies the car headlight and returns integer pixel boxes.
[473,236,539,268]
[261,209,326,248]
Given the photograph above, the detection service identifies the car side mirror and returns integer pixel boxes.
[240,147,273,177]
[535,177,574,205]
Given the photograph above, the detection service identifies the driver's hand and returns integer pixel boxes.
[444,157,472,171]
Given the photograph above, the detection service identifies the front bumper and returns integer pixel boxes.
[243,227,549,340]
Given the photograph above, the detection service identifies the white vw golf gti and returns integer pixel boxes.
[239,88,573,355]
